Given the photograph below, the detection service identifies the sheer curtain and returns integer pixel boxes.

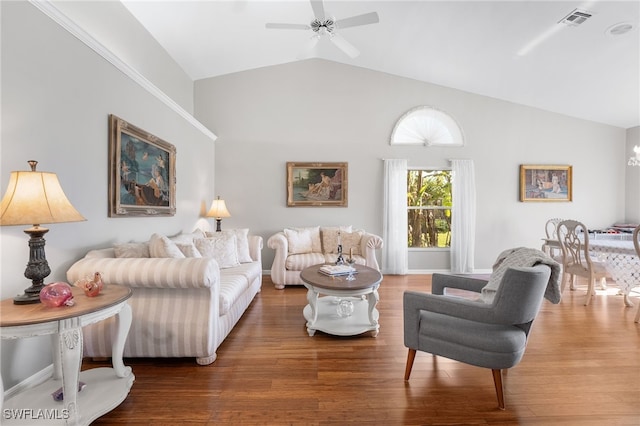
[383,159,408,274]
[450,159,476,273]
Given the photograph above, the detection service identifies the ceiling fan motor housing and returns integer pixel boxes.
[311,18,335,33]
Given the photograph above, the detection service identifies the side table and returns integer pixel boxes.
[300,264,383,337]
[1,284,134,425]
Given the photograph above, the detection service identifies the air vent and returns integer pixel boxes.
[559,9,593,26]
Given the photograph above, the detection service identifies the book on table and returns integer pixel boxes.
[319,264,357,276]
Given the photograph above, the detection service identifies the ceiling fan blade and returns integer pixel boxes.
[310,0,325,20]
[335,11,379,29]
[265,23,310,30]
[329,33,360,58]
[297,35,321,59]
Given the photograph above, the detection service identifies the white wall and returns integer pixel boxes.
[625,126,640,223]
[0,1,214,389]
[195,59,627,273]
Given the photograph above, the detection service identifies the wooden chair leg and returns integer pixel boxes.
[491,369,505,410]
[404,349,416,380]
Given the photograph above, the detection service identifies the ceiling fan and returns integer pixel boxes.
[265,0,379,59]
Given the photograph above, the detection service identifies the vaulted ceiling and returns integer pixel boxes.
[121,0,640,129]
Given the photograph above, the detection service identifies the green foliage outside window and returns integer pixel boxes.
[407,170,452,248]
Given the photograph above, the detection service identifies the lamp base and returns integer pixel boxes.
[216,219,223,232]
[13,226,51,305]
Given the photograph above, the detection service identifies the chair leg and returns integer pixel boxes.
[584,276,595,306]
[635,304,640,323]
[404,349,416,380]
[491,369,506,410]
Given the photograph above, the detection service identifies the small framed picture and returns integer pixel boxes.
[519,164,572,202]
[108,114,176,217]
[287,162,348,207]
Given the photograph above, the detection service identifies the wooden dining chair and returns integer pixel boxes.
[557,220,609,306]
[633,225,640,323]
[542,218,563,258]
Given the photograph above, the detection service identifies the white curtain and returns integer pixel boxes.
[450,159,476,273]
[383,159,408,274]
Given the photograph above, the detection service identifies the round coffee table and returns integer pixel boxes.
[300,264,383,337]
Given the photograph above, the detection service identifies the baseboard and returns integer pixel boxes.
[3,364,53,400]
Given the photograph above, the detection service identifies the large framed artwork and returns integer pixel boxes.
[519,164,572,202]
[108,114,176,217]
[287,162,348,207]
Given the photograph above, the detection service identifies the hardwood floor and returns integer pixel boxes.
[88,275,640,425]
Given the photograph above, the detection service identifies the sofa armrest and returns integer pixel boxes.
[248,235,263,263]
[67,257,220,289]
[361,233,383,270]
[267,232,288,285]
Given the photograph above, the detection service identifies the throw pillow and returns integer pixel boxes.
[291,226,321,252]
[320,226,353,254]
[341,230,364,256]
[149,233,185,258]
[205,229,252,263]
[175,242,202,258]
[195,234,240,268]
[284,228,314,254]
[114,242,150,258]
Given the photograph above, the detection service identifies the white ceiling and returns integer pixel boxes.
[121,0,640,129]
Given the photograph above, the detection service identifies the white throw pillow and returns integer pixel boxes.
[195,234,240,268]
[292,226,321,252]
[175,242,202,258]
[149,233,186,258]
[284,228,314,254]
[205,229,252,263]
[114,242,150,258]
[320,226,353,254]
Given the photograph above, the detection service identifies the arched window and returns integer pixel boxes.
[390,106,464,147]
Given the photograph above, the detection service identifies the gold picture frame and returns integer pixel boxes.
[108,114,176,217]
[287,162,348,207]
[519,164,572,202]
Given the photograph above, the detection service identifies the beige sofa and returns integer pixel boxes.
[66,229,262,365]
[267,226,383,289]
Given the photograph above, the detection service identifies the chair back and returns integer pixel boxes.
[557,220,593,275]
[633,225,640,258]
[545,218,563,240]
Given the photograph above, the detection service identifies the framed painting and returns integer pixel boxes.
[519,164,572,202]
[287,162,348,207]
[108,114,176,217]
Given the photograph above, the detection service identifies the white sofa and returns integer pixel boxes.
[66,229,262,365]
[267,226,383,289]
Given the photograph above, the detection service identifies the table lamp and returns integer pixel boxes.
[0,161,86,304]
[206,196,231,232]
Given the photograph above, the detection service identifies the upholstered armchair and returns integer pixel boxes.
[403,264,552,409]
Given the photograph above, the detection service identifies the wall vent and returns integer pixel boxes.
[559,9,593,26]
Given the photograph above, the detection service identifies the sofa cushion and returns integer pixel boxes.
[206,229,252,263]
[320,226,353,253]
[195,234,240,268]
[218,273,249,315]
[175,242,202,258]
[220,261,261,285]
[149,233,186,258]
[285,252,326,271]
[324,253,366,265]
[114,242,150,258]
[284,228,314,254]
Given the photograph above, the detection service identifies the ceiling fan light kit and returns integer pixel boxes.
[266,0,379,59]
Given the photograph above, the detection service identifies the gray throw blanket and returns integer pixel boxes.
[481,247,562,304]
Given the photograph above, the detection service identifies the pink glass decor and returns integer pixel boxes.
[39,282,75,307]
[74,272,103,297]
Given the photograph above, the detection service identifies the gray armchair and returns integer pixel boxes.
[403,265,551,410]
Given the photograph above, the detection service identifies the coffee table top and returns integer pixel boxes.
[300,264,382,291]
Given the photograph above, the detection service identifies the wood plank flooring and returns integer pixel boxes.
[88,274,640,425]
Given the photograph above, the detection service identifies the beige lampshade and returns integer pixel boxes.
[0,164,86,226]
[206,197,231,219]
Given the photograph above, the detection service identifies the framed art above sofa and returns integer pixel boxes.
[108,114,176,217]
[286,162,348,207]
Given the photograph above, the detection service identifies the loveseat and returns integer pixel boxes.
[66,229,262,365]
[267,226,383,289]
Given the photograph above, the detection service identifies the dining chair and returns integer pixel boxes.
[557,220,609,306]
[633,225,640,323]
[542,218,563,258]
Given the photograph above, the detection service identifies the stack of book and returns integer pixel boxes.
[319,264,357,276]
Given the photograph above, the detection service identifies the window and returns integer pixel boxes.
[390,106,464,147]
[407,169,452,248]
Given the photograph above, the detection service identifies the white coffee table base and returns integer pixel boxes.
[304,293,380,337]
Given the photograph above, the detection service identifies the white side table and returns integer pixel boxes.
[300,264,383,337]
[1,285,134,425]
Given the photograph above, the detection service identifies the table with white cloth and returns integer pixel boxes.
[588,239,640,307]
